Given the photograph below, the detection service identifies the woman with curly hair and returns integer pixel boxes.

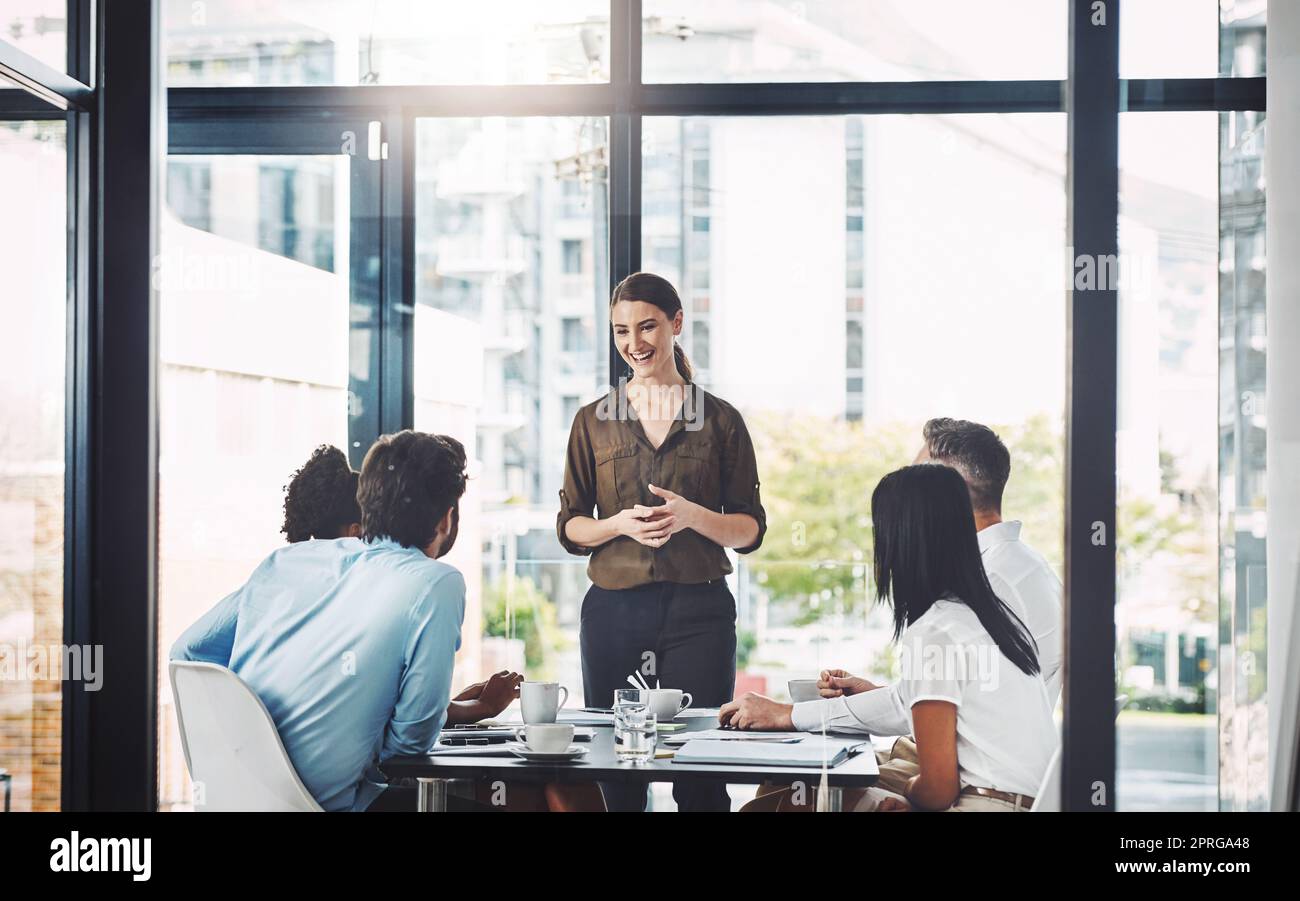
[281,445,363,542]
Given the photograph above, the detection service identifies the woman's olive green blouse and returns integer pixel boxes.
[557,383,767,590]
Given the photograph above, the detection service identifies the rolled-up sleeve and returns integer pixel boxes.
[557,408,596,556]
[721,414,766,554]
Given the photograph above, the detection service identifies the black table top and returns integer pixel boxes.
[383,715,879,788]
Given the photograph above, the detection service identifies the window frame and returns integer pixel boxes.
[0,0,1270,811]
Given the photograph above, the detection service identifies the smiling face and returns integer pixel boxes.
[611,299,683,381]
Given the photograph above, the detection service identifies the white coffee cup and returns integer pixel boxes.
[520,681,569,724]
[645,688,693,722]
[514,723,574,753]
[788,679,821,703]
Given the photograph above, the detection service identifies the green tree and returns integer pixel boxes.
[481,575,570,678]
[746,413,913,622]
[746,412,1067,622]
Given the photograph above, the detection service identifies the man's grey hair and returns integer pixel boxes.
[922,417,1011,514]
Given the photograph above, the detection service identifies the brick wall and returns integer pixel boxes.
[0,469,63,812]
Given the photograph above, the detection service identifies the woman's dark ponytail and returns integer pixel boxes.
[672,341,694,381]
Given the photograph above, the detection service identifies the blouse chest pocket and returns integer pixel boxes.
[674,440,718,507]
[594,442,641,512]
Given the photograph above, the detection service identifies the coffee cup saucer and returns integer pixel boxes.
[507,743,589,762]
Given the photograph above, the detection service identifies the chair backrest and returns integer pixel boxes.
[1030,694,1129,812]
[169,661,322,812]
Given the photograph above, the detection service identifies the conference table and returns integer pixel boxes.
[383,711,880,812]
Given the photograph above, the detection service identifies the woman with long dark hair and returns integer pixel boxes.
[558,272,767,811]
[723,463,1056,812]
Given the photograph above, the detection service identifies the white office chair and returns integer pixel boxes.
[169,661,323,812]
[1031,693,1129,811]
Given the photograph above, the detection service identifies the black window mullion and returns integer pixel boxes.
[382,108,414,434]
[61,0,95,818]
[77,0,162,812]
[1063,0,1120,812]
[348,127,386,469]
[607,0,641,387]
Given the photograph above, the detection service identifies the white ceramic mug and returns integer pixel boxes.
[788,679,821,703]
[645,688,693,722]
[513,723,574,753]
[520,681,569,724]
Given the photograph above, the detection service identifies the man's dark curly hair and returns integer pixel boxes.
[281,445,362,542]
[358,431,468,550]
[922,417,1011,514]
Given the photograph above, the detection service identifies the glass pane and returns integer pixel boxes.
[1218,104,1267,811]
[643,1,1066,83]
[163,0,609,87]
[157,153,354,810]
[1122,0,1266,78]
[1115,112,1220,811]
[0,118,66,811]
[0,0,67,73]
[1220,0,1266,77]
[642,113,1066,763]
[413,116,609,697]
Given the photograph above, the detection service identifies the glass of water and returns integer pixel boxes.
[613,689,657,764]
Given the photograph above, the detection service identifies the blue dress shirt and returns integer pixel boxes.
[170,536,465,811]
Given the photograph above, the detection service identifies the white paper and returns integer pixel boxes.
[672,738,866,768]
[673,707,722,719]
[671,729,806,742]
[425,745,520,757]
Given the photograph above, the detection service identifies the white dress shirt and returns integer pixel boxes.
[893,598,1057,795]
[790,520,1063,736]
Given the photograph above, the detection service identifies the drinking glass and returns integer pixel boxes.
[613,689,657,764]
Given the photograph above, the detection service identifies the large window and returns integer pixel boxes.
[412,116,609,696]
[0,117,66,812]
[1115,112,1220,810]
[642,113,1066,709]
[642,1,1067,83]
[156,150,360,809]
[132,0,1271,812]
[0,1,66,72]
[1218,103,1268,812]
[1122,0,1265,78]
[162,0,611,87]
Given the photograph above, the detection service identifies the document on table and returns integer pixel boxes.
[671,737,869,768]
[666,729,807,742]
[425,745,520,757]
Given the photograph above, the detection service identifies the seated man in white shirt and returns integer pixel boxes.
[727,418,1063,809]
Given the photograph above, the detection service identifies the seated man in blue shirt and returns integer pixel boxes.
[172,430,475,812]
[276,442,524,737]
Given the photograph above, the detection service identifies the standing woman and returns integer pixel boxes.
[557,272,766,812]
